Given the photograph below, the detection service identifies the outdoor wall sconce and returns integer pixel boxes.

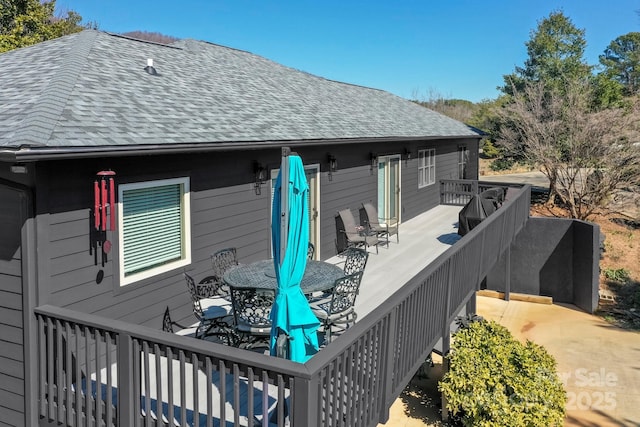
[254,162,267,195]
[328,154,338,181]
[404,148,412,164]
[370,153,378,172]
[10,164,27,174]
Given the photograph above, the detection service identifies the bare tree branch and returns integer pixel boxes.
[497,79,640,219]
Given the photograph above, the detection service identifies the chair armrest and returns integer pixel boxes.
[381,216,399,225]
[340,229,363,238]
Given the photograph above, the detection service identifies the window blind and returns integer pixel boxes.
[122,183,183,276]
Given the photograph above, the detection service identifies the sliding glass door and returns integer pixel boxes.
[377,155,401,224]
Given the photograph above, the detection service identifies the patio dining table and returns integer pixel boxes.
[223,259,343,294]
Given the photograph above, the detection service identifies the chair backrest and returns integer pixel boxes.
[328,271,363,315]
[343,247,369,275]
[211,248,238,281]
[162,306,175,333]
[337,208,359,233]
[361,202,382,227]
[211,248,238,297]
[307,242,315,260]
[230,288,274,329]
[183,272,204,319]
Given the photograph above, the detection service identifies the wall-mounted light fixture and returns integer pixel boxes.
[254,162,266,195]
[10,164,28,174]
[370,153,378,173]
[403,148,412,164]
[328,154,338,181]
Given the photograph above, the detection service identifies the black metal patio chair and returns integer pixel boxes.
[308,247,368,301]
[230,287,275,350]
[183,272,234,344]
[307,242,315,260]
[210,247,239,284]
[310,271,363,344]
[359,202,399,246]
[342,247,369,276]
[335,208,381,254]
[161,306,188,334]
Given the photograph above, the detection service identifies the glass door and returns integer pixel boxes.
[377,155,401,224]
[305,165,320,259]
[271,164,320,259]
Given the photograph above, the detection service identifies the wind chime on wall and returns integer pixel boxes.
[92,170,116,269]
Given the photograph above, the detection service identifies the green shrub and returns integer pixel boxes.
[489,157,515,171]
[482,139,501,158]
[603,267,630,283]
[439,320,566,427]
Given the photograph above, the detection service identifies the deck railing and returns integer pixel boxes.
[35,181,531,427]
[440,179,524,206]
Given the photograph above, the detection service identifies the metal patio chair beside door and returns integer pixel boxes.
[359,202,399,246]
[335,208,381,254]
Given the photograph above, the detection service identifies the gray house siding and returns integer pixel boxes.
[0,183,28,427]
[26,138,474,330]
[401,138,479,222]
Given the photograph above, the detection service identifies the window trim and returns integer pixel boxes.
[458,146,469,179]
[418,148,436,188]
[117,177,191,286]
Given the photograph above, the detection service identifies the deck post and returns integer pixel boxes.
[117,333,134,427]
[466,292,476,314]
[378,309,398,424]
[441,258,454,422]
[504,247,511,301]
[292,375,319,426]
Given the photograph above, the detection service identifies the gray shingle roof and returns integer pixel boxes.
[0,30,479,151]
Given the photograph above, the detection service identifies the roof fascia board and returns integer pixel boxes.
[1,135,481,162]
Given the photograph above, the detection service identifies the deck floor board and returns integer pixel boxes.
[325,205,462,320]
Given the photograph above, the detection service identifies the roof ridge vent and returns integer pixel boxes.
[144,58,158,76]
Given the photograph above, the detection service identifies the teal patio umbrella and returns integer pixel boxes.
[270,149,320,362]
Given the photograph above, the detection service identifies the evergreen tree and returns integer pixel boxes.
[0,0,85,53]
[501,11,591,96]
[599,32,640,96]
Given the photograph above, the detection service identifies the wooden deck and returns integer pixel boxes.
[36,182,533,427]
[60,205,463,427]
[325,205,462,320]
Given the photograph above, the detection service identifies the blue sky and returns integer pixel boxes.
[56,0,639,103]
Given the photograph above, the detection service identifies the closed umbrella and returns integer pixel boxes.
[270,149,320,362]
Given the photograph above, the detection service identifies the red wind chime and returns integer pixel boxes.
[94,171,116,231]
[94,171,116,259]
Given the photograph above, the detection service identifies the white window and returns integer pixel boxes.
[118,177,191,286]
[418,149,436,188]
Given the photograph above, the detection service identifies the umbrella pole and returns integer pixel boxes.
[278,146,291,359]
[279,147,291,266]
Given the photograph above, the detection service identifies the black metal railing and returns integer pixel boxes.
[35,181,531,427]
